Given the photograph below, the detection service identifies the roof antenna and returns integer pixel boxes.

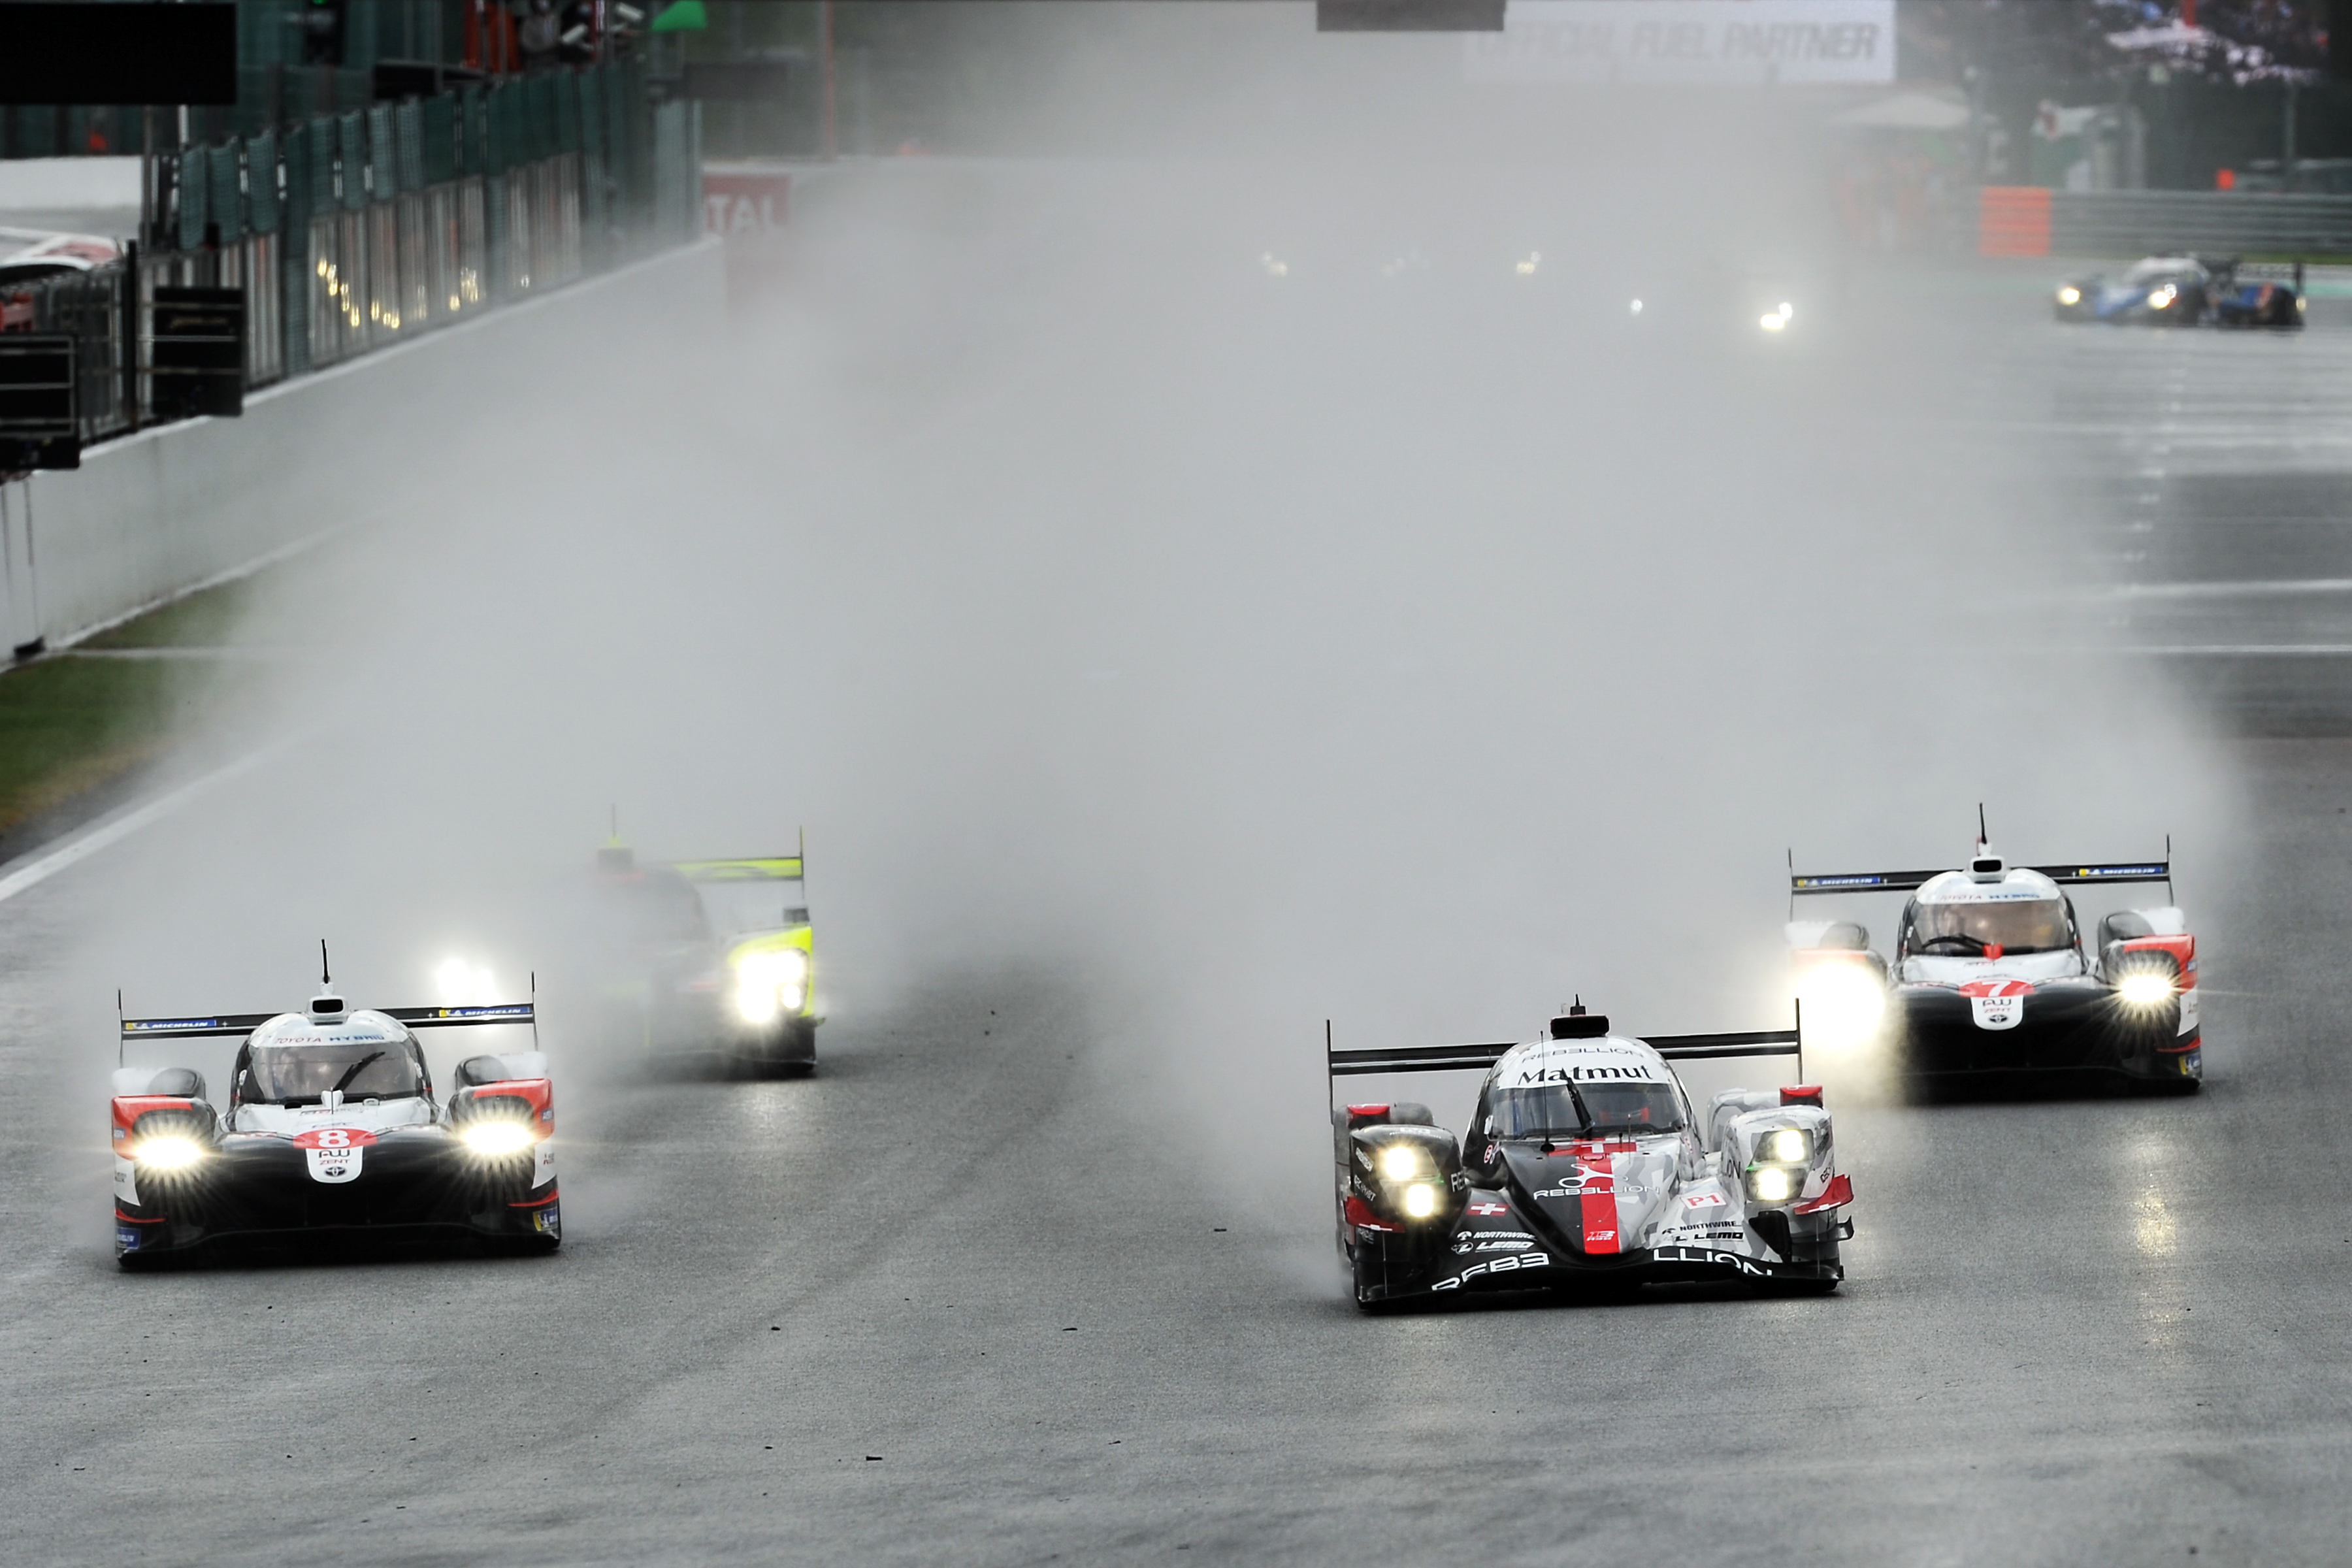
[1569,994,1586,1016]
[116,988,123,1068]
[320,938,331,988]
[1977,802,1988,853]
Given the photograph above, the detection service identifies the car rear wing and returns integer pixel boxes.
[1791,860,2170,896]
[1324,1011,1806,1098]
[119,1002,538,1070]
[671,857,804,881]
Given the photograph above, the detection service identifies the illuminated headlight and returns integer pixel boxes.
[461,1120,535,1156]
[1377,1143,1429,1183]
[1759,311,1787,332]
[134,1135,206,1169]
[2149,286,2175,309]
[2117,970,2176,1007]
[2057,285,2081,305]
[1746,1165,1797,1205]
[1762,1127,1810,1164]
[1797,962,1886,1053]
[1401,1182,1440,1220]
[732,947,811,1024]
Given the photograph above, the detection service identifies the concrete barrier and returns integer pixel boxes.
[4,238,725,653]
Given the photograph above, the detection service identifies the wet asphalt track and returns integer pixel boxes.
[13,238,2352,1565]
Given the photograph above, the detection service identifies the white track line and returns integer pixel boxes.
[0,742,284,907]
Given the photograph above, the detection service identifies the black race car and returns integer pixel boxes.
[1327,1009,1851,1309]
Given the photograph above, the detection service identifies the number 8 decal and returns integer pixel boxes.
[319,1129,351,1147]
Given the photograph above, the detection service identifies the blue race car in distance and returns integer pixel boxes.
[2055,254,2302,329]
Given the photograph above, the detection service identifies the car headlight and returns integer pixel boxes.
[461,1120,536,1156]
[1746,1165,1797,1205]
[1401,1182,1440,1219]
[1797,962,1886,1053]
[731,946,810,1024]
[1759,311,1787,332]
[1762,1127,1810,1164]
[2149,286,2175,309]
[134,1135,206,1169]
[1376,1143,1429,1183]
[2057,285,2081,305]
[2117,970,2176,1007]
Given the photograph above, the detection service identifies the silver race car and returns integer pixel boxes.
[1328,1006,1852,1309]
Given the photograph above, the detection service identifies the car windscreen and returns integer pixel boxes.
[1906,896,2072,955]
[595,868,710,944]
[2123,258,2199,285]
[1491,1081,1684,1138]
[242,1041,423,1103]
[694,877,806,938]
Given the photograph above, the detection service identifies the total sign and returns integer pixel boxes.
[703,165,791,238]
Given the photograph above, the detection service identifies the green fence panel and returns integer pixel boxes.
[367,103,395,202]
[422,93,455,185]
[308,116,339,216]
[281,122,313,375]
[578,67,604,162]
[485,81,516,174]
[210,142,244,242]
[555,70,581,154]
[527,74,557,164]
[339,112,367,210]
[176,150,207,250]
[395,99,424,193]
[462,84,489,176]
[248,129,281,234]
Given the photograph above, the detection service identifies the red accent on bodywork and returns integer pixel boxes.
[1959,978,2033,1000]
[1567,1140,1625,1254]
[1343,1194,1401,1233]
[507,1186,561,1209]
[1985,943,2004,960]
[113,1208,165,1224]
[1780,1085,1823,1107]
[465,1078,554,1134]
[1794,1173,1853,1215]
[1345,1103,1390,1120]
[111,1096,203,1149]
[291,1127,379,1150]
[2122,934,2197,988]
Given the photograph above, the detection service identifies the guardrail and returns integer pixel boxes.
[0,62,702,463]
[1981,186,2352,259]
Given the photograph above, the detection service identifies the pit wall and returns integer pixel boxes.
[3,238,725,653]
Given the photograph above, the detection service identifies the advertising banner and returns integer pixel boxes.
[1465,0,1896,85]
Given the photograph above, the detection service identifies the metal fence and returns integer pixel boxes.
[0,61,701,453]
[1981,186,2352,259]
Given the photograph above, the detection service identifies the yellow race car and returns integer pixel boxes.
[588,843,819,1078]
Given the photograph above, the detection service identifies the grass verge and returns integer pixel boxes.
[0,577,261,838]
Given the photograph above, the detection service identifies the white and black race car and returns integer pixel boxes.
[1328,1007,1852,1309]
[1788,830,2198,1090]
[110,977,559,1267]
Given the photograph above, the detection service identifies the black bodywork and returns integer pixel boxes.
[1327,1015,1847,1311]
[1889,974,2195,1084]
[1337,1106,1840,1307]
[115,1115,556,1264]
